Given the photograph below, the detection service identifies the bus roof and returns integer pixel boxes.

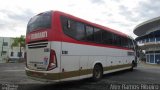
[53,10,128,38]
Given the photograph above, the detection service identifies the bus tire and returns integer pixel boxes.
[92,64,103,81]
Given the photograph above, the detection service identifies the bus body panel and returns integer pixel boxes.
[59,41,134,80]
[26,41,51,71]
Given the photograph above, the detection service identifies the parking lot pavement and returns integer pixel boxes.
[0,62,160,90]
[0,63,44,84]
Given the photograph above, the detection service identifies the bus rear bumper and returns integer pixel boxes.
[27,76,59,84]
[25,67,60,83]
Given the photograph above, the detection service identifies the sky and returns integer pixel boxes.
[0,0,160,38]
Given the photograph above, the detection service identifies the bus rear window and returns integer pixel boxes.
[27,11,51,33]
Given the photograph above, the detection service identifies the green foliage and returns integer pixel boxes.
[11,35,25,48]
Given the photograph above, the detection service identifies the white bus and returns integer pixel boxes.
[25,11,137,82]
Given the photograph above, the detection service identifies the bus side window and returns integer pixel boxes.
[122,38,128,48]
[115,35,121,46]
[102,31,107,44]
[112,34,118,46]
[127,39,135,50]
[86,26,94,41]
[121,37,127,47]
[60,16,76,39]
[102,31,113,45]
[117,36,122,46]
[94,28,102,43]
[76,22,85,40]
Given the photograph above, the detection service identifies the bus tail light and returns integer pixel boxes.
[47,49,57,70]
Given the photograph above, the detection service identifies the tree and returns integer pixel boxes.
[11,35,25,59]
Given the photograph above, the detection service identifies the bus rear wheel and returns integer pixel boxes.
[92,64,103,81]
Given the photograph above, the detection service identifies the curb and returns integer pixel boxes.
[139,61,160,67]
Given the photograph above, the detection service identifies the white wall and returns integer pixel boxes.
[0,37,12,63]
[0,37,26,63]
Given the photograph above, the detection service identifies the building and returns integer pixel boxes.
[0,37,25,63]
[134,16,160,64]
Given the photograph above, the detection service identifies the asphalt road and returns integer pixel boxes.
[0,62,160,90]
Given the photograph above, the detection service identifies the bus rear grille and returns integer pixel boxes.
[28,42,48,49]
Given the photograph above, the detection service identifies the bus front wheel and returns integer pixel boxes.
[92,64,103,81]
